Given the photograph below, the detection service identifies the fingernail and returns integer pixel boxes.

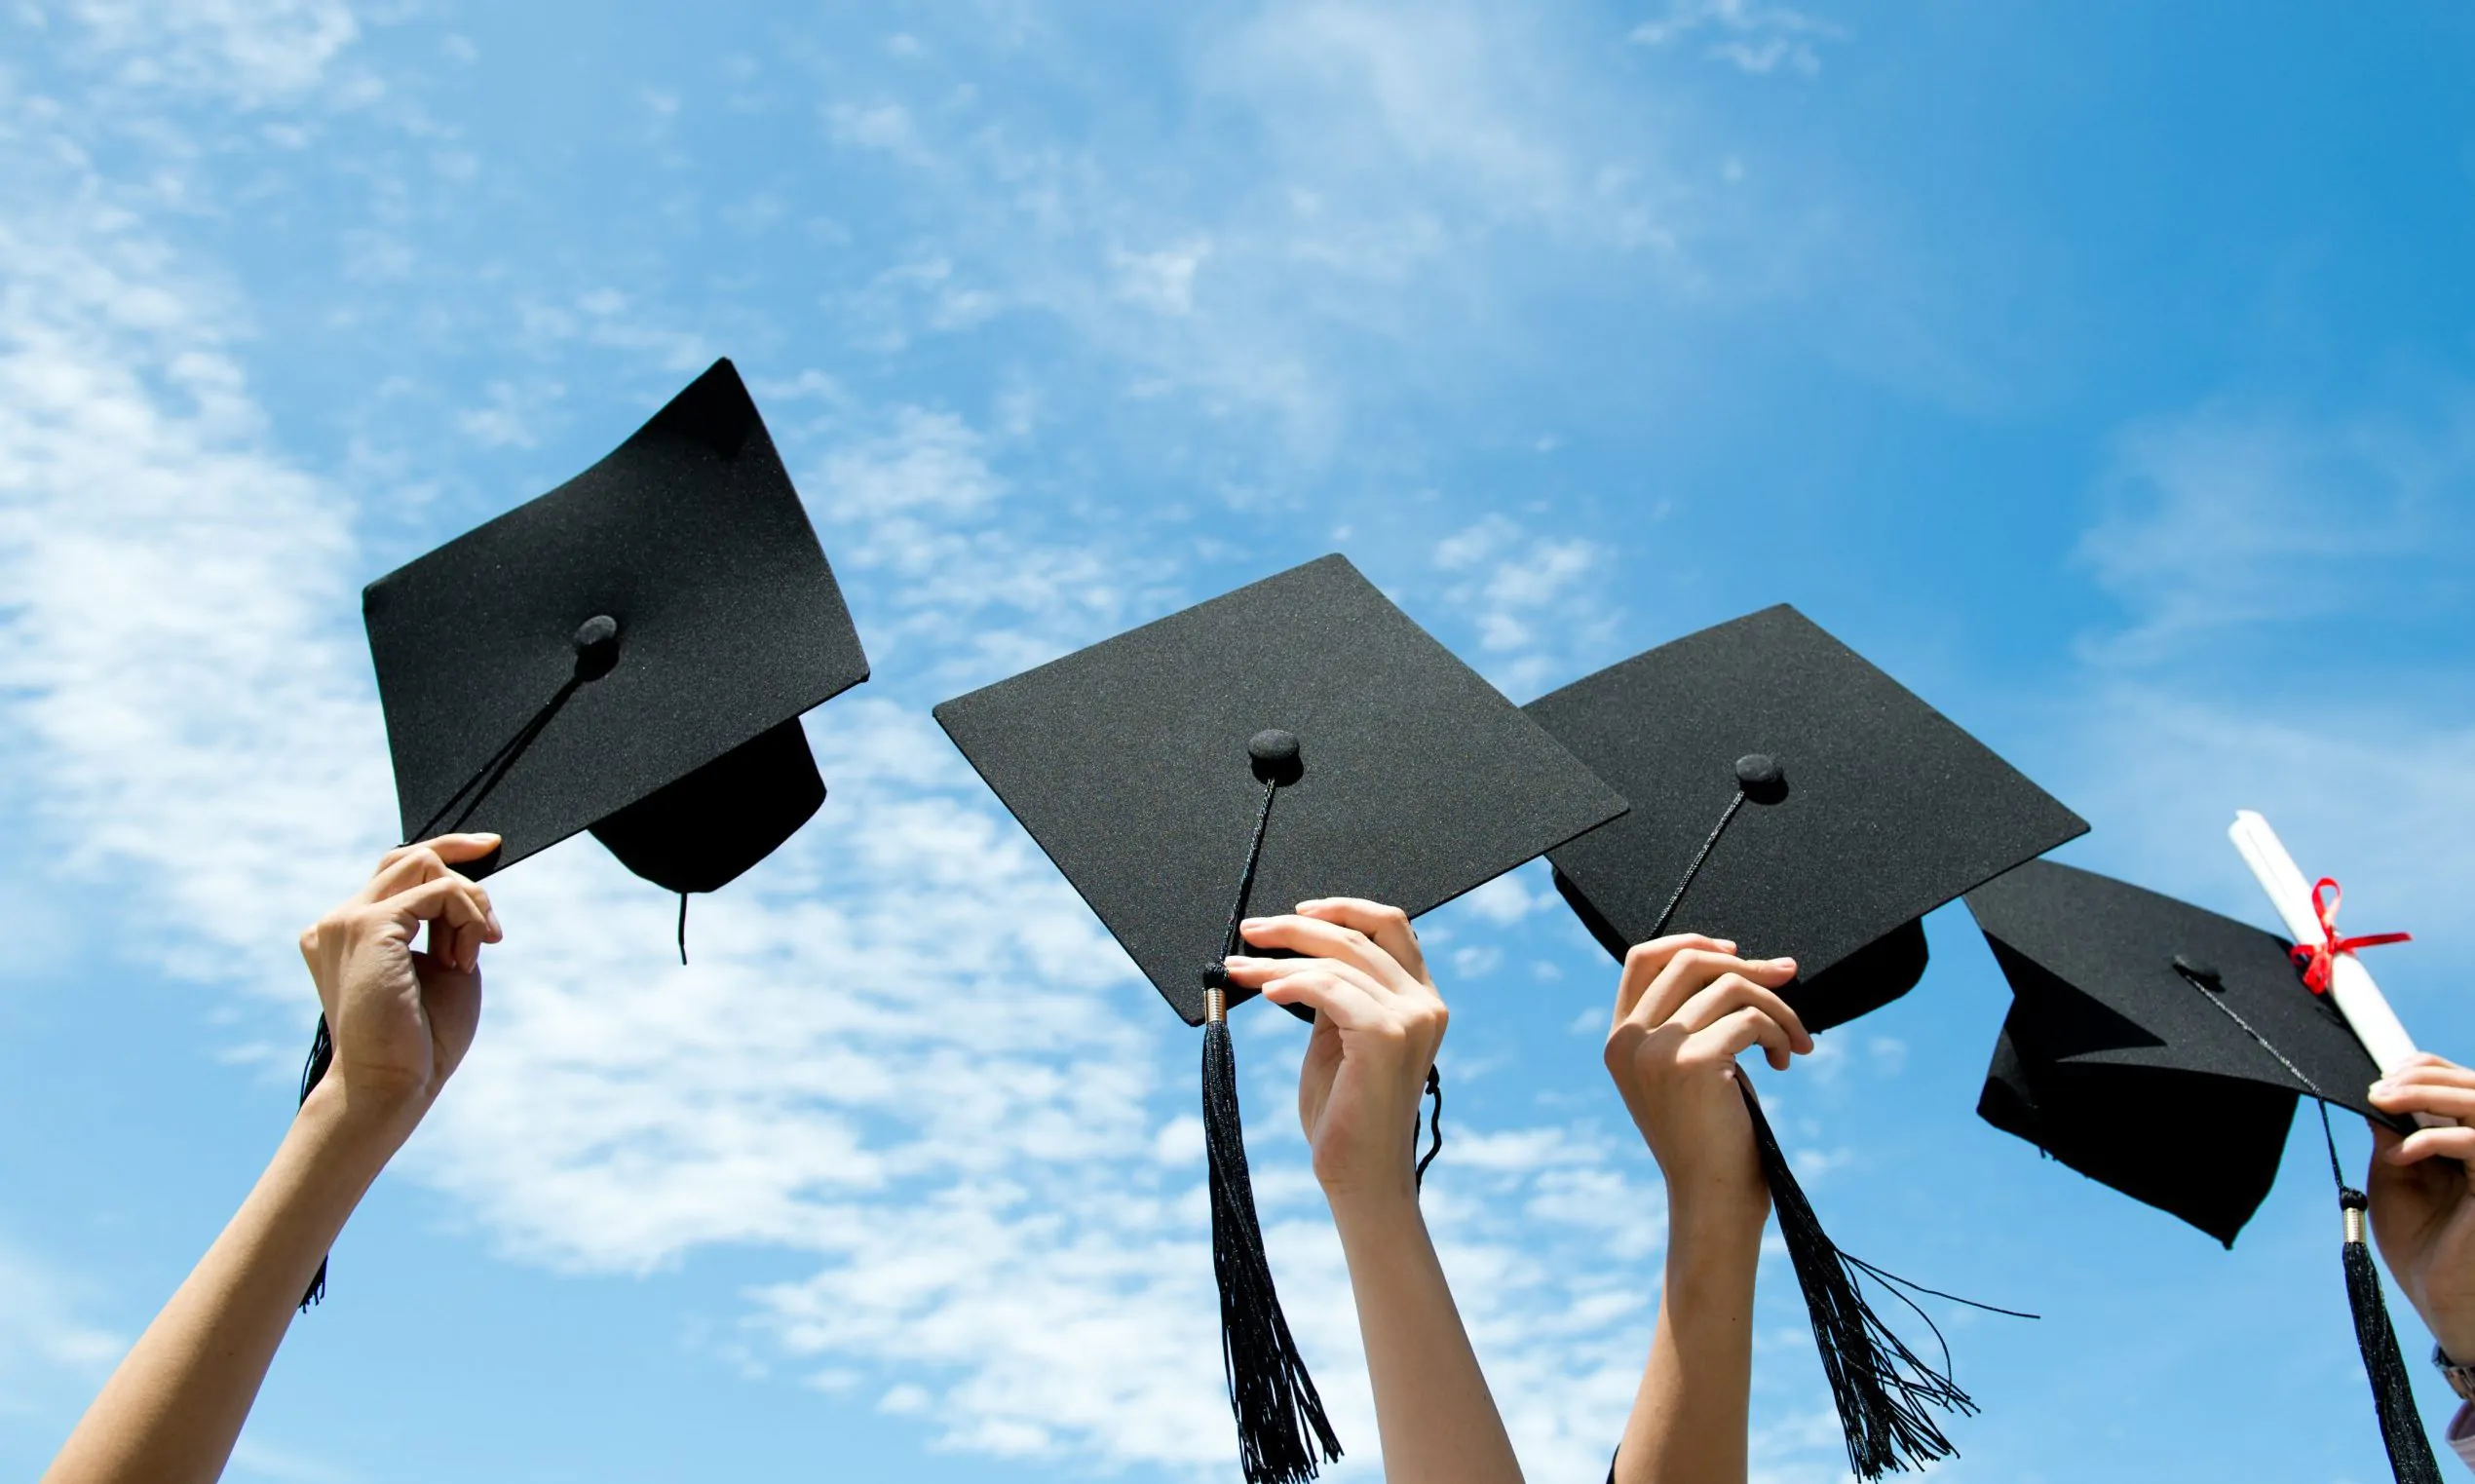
[1718,939,1737,950]
[2372,1081,2393,1098]
[486,909,504,938]
[1224,955,1258,967]
[1240,917,1268,930]
[1771,957,1797,970]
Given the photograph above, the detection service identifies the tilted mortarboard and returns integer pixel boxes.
[298,358,869,1304]
[1968,850,2436,1482]
[936,553,1625,1484]
[1527,603,2086,1478]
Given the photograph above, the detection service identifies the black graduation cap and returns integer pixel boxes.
[1527,604,2086,1480]
[935,553,1626,1484]
[362,357,869,903]
[299,358,867,1309]
[1967,857,2398,1245]
[1967,859,2441,1483]
[1527,603,2090,1034]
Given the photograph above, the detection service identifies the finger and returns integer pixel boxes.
[2383,1126,2475,1166]
[1295,899,1428,984]
[1635,949,1797,1039]
[1223,952,1393,1006]
[361,833,500,894]
[1682,1005,1796,1072]
[1670,973,1814,1055]
[1615,935,1738,1023]
[379,876,497,969]
[2375,1061,2475,1096]
[2370,1080,2475,1123]
[355,844,451,905]
[1238,914,1418,996]
[407,832,502,866]
[1258,967,1391,1032]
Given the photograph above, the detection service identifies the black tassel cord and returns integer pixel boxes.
[1632,755,2024,1480]
[1198,735,1344,1484]
[295,1015,334,1310]
[2175,964,2442,1483]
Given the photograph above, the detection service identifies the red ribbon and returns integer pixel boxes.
[2288,877,2412,994]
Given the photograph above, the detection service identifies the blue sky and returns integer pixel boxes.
[3,2,2473,1480]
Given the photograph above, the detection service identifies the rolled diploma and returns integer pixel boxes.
[2229,811,2441,1128]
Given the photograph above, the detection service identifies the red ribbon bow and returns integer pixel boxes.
[2288,877,2412,994]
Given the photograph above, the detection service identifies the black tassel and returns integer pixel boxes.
[296,1014,334,1311]
[1415,1063,1443,1191]
[2340,1187,2443,1483]
[1202,991,1342,1484]
[677,892,690,966]
[1737,1073,1979,1478]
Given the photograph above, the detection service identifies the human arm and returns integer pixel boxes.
[1221,897,1520,1484]
[43,834,503,1484]
[1601,936,1809,1484]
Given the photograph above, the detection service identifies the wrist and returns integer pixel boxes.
[2428,1317,2475,1368]
[1325,1182,1427,1244]
[296,1076,423,1169]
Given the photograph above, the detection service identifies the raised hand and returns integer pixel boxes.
[1221,897,1442,1206]
[1601,934,1809,1223]
[2368,1053,2475,1362]
[296,832,503,1125]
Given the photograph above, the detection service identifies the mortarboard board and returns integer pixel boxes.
[299,358,868,1307]
[362,357,867,903]
[1967,856,2439,1482]
[1526,604,2086,1479]
[935,553,1626,1484]
[1966,857,2397,1245]
[1526,603,2090,1033]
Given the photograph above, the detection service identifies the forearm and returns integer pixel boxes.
[44,1084,411,1484]
[1615,1199,1765,1484]
[1329,1192,1523,1484]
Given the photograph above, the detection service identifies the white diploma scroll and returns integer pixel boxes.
[2228,811,2440,1126]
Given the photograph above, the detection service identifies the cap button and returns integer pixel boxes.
[2172,952,2222,987]
[1249,728,1304,784]
[572,614,622,679]
[1733,752,1786,804]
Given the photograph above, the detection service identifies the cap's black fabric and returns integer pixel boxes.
[1527,604,2087,1032]
[934,553,1630,1025]
[1968,858,2400,1244]
[362,359,867,890]
[590,717,826,894]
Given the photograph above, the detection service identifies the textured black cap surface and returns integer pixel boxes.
[933,554,1630,1025]
[1526,604,2088,1032]
[362,359,867,889]
[1968,858,2400,1244]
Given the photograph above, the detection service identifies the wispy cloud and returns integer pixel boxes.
[1434,514,1623,697]
[1630,0,1847,77]
[2076,396,2475,667]
[0,1240,124,1407]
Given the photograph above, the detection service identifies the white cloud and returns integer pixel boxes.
[2075,397,2475,666]
[1464,871,1541,927]
[1630,0,1846,78]
[2059,394,2475,973]
[0,1242,124,1391]
[801,1,1742,466]
[1434,514,1621,697]
[64,0,362,107]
